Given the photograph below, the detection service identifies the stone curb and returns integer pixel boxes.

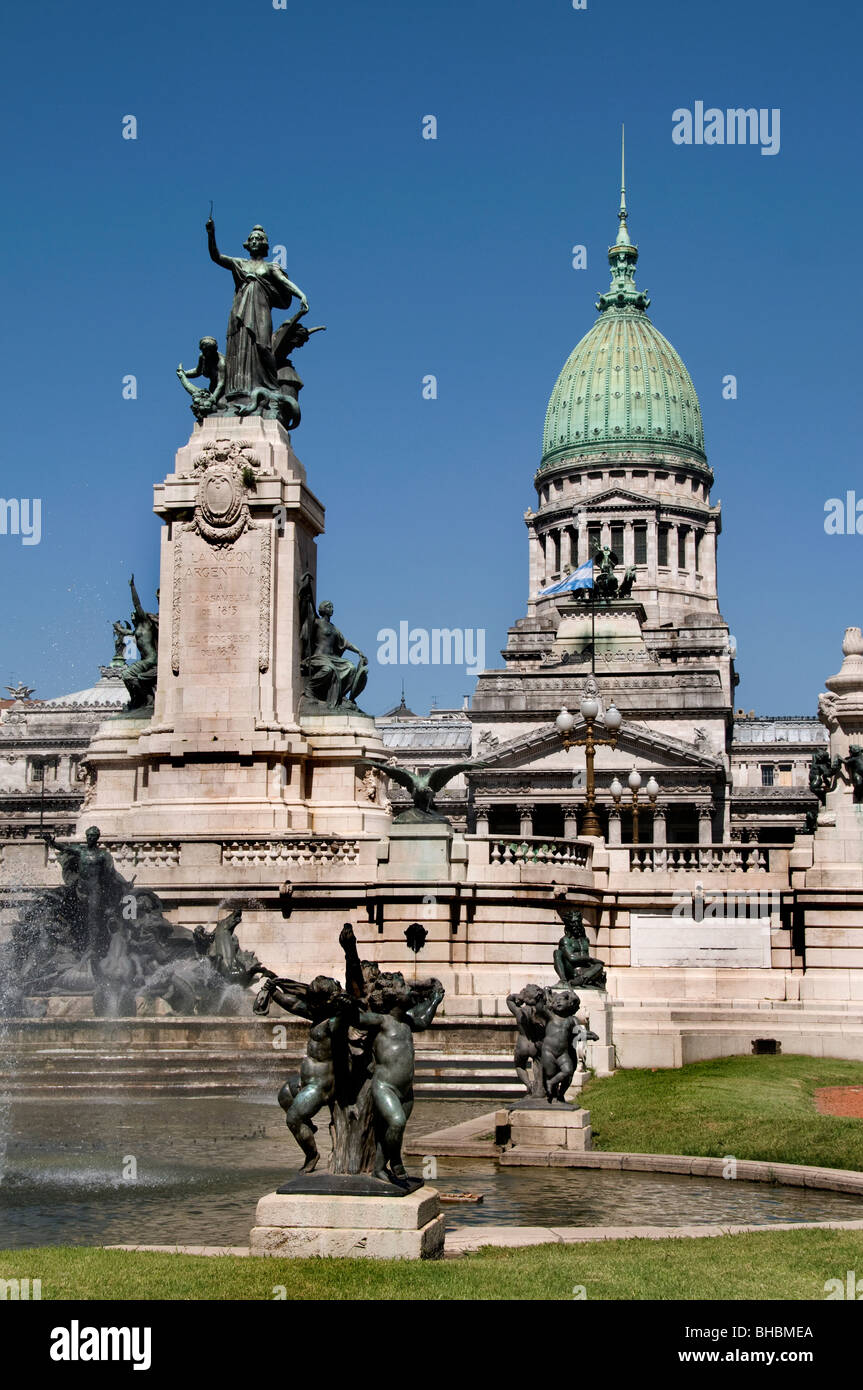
[498,1149,863,1192]
[105,1217,863,1260]
[444,1218,863,1255]
[413,1114,863,1194]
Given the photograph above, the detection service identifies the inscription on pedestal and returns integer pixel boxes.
[172,527,272,677]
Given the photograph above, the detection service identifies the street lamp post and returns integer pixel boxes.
[555,679,622,838]
[610,769,659,844]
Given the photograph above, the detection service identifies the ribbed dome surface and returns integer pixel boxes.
[541,307,705,468]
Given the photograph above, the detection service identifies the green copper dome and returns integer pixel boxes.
[541,167,706,470]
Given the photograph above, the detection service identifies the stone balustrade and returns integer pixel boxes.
[103,840,182,869]
[629,843,778,874]
[221,838,362,867]
[488,836,592,868]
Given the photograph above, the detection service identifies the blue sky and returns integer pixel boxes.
[0,0,860,716]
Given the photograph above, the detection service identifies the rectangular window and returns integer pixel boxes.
[677,527,688,569]
[778,764,793,787]
[588,524,601,556]
[658,525,669,567]
[761,765,775,787]
[610,523,624,558]
[634,525,647,565]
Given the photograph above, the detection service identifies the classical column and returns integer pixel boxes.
[646,518,658,581]
[475,809,490,837]
[697,802,715,846]
[564,808,580,839]
[527,521,543,608]
[702,519,718,600]
[623,520,634,567]
[685,526,696,586]
[652,805,667,845]
[518,804,534,838]
[607,806,622,845]
[577,523,589,565]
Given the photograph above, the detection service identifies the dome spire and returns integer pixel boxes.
[616,124,631,247]
[597,127,649,314]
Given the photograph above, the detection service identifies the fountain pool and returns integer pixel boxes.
[1,1097,861,1250]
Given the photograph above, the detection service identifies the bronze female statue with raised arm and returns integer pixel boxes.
[206,218,308,409]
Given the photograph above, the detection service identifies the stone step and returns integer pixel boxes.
[0,1047,522,1099]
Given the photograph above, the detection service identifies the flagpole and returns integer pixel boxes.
[591,585,595,675]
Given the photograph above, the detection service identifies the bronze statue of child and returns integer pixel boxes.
[358,975,445,1185]
[254,974,353,1173]
[538,988,582,1103]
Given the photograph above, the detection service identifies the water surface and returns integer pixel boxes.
[0,1097,859,1249]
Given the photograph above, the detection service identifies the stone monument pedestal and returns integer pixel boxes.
[249,1185,446,1259]
[507,1101,592,1152]
[81,416,389,842]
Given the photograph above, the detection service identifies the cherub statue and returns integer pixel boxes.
[177,336,226,421]
[360,757,487,824]
[506,984,547,1095]
[538,988,583,1103]
[357,974,445,1184]
[254,972,354,1173]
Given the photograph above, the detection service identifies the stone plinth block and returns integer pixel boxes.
[249,1185,446,1260]
[381,820,454,883]
[509,1106,592,1152]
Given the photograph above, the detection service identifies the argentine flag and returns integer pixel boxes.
[538,558,594,598]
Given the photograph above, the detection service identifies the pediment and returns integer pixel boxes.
[474,718,723,776]
[541,487,657,521]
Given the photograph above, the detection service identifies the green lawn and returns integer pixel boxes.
[582,1055,863,1170]
[3,1229,863,1300]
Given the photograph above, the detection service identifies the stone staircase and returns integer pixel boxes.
[1,1047,522,1100]
[0,1018,523,1101]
